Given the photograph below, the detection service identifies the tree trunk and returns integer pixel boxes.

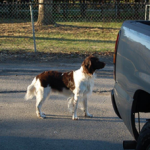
[36,0,55,26]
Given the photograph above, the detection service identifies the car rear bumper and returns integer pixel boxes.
[111,89,122,119]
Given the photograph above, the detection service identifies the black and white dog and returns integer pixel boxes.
[25,55,105,120]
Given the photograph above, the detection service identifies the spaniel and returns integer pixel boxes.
[25,55,105,120]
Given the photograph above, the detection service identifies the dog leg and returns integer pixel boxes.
[83,95,93,118]
[67,96,74,113]
[36,98,46,119]
[72,95,79,120]
[36,87,50,119]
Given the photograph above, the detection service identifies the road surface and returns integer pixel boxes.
[0,62,135,150]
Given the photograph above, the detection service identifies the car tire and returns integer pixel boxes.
[140,121,150,133]
[136,122,150,150]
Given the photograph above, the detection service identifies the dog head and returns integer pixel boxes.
[82,55,105,75]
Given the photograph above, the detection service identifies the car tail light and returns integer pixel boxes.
[113,32,120,80]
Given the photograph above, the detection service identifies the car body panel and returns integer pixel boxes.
[112,20,150,140]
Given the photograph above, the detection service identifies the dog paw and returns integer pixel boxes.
[72,117,79,120]
[85,114,93,118]
[41,113,46,119]
[37,112,46,119]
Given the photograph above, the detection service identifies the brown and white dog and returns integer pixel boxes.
[25,55,105,120]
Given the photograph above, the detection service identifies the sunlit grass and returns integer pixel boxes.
[0,21,121,53]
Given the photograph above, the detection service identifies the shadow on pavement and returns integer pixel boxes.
[0,136,122,150]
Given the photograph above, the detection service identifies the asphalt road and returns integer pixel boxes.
[0,62,134,150]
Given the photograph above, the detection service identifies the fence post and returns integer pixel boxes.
[30,2,37,52]
[145,4,150,20]
[149,5,150,20]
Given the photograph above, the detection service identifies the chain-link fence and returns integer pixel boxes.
[0,2,148,21]
[0,2,149,54]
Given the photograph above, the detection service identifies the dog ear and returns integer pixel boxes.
[85,59,91,69]
[82,58,93,75]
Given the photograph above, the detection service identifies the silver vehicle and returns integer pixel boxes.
[111,20,150,149]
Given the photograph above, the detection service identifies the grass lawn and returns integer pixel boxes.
[0,21,122,54]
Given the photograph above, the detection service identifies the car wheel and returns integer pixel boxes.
[136,122,150,150]
[140,121,150,133]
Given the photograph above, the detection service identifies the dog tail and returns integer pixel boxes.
[24,77,36,100]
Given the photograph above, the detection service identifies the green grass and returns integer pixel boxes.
[0,21,122,54]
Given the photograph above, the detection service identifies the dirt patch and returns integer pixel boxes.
[0,50,113,65]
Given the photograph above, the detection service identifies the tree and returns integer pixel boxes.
[36,0,55,25]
